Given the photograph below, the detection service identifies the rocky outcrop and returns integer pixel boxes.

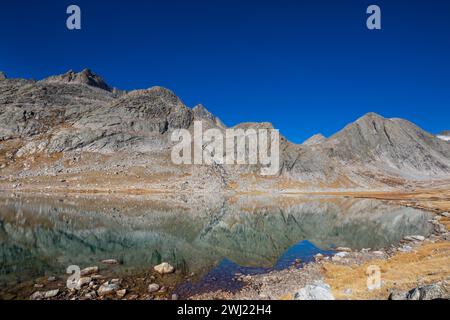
[42,69,112,92]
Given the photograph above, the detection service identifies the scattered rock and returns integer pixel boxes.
[372,251,385,255]
[440,212,450,218]
[407,284,445,300]
[331,255,342,262]
[154,262,174,274]
[388,289,408,300]
[294,282,335,300]
[30,291,44,300]
[116,289,127,298]
[47,276,57,282]
[314,253,324,262]
[80,266,99,276]
[171,294,179,300]
[410,235,425,241]
[77,276,92,288]
[343,288,353,295]
[85,291,97,299]
[34,283,44,288]
[389,284,446,300]
[398,245,413,252]
[336,247,352,252]
[44,289,59,299]
[335,252,348,258]
[101,259,119,265]
[148,283,160,293]
[97,283,119,296]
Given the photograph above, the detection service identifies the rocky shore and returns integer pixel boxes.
[190,210,450,300]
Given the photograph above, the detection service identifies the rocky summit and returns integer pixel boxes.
[1,69,450,193]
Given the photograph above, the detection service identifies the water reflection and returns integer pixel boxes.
[0,194,433,288]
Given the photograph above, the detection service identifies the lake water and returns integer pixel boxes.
[0,193,434,295]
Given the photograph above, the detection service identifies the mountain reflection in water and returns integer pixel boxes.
[0,194,433,289]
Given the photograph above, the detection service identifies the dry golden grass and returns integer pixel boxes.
[323,241,450,300]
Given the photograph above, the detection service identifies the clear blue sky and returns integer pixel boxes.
[1,0,449,143]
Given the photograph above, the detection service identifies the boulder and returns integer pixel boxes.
[294,282,335,300]
[407,284,445,300]
[154,262,174,274]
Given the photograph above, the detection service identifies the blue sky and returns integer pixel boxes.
[1,0,449,143]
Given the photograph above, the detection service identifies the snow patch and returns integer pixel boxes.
[437,135,450,141]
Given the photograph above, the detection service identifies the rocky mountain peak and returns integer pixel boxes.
[43,68,112,92]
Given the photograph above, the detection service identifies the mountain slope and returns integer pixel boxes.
[1,70,450,191]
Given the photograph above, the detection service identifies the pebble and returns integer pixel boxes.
[336,247,352,252]
[44,289,59,299]
[101,259,119,265]
[335,252,348,258]
[148,283,160,293]
[331,255,342,262]
[30,291,44,300]
[116,289,127,298]
[97,283,119,296]
[314,253,324,262]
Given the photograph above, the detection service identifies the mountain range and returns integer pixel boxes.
[1,69,449,192]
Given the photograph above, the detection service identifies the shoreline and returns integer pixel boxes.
[0,188,449,300]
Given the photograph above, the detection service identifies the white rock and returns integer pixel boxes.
[77,276,91,288]
[336,247,352,252]
[44,289,59,298]
[80,266,99,276]
[335,252,348,258]
[148,283,160,293]
[440,212,450,217]
[373,251,385,255]
[101,259,119,265]
[97,283,119,296]
[154,262,174,274]
[410,235,425,241]
[294,282,335,300]
[30,291,44,300]
[331,255,342,262]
